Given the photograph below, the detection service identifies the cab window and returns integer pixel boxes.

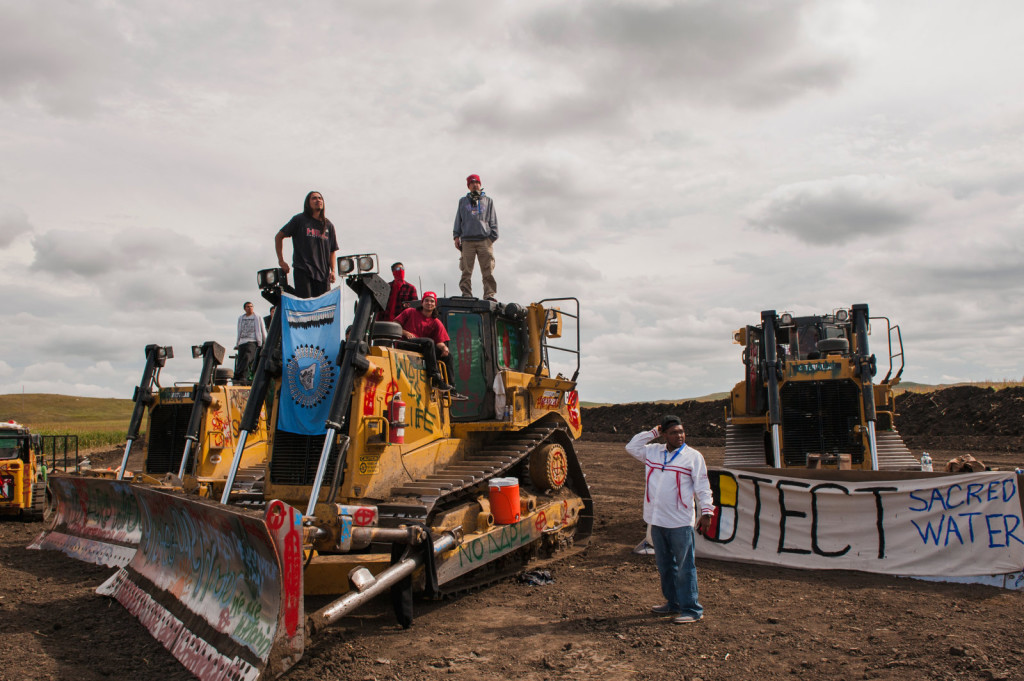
[0,437,22,460]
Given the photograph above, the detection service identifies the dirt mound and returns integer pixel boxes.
[582,385,1024,452]
[896,385,1024,451]
[582,399,728,444]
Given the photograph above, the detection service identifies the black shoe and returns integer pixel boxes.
[450,391,469,401]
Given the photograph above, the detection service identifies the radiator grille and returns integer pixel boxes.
[146,403,193,474]
[269,430,341,486]
[780,381,863,466]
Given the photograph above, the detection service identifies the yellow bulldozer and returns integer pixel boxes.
[724,303,919,471]
[34,254,591,680]
[110,341,270,499]
[0,420,47,521]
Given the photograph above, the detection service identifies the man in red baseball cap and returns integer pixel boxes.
[395,292,466,399]
[453,174,499,301]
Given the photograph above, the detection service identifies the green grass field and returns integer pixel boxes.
[0,394,135,449]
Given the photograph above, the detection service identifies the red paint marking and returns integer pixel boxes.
[501,327,511,367]
[566,390,580,430]
[535,511,547,532]
[353,507,376,526]
[218,607,231,630]
[708,507,721,538]
[362,380,378,416]
[383,380,398,407]
[552,458,567,486]
[265,502,285,531]
[456,320,472,382]
[283,508,302,637]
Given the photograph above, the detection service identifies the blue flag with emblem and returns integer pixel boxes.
[278,288,342,435]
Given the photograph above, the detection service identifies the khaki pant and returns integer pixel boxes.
[459,238,497,299]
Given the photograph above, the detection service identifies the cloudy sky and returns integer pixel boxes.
[2,0,1022,403]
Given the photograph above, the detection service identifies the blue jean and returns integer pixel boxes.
[651,524,702,618]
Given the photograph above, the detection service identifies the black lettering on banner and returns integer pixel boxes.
[739,474,773,550]
[855,486,897,559]
[778,479,811,555]
[810,483,851,557]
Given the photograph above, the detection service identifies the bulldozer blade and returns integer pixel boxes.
[94,489,306,681]
[29,475,143,567]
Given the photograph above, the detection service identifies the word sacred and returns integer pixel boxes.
[698,469,1024,578]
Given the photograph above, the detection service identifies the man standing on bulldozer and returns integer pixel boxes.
[234,301,266,385]
[275,190,339,298]
[453,174,499,301]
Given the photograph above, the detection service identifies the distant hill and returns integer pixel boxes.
[0,394,135,448]
[0,393,134,425]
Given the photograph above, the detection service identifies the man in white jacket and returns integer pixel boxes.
[626,415,715,624]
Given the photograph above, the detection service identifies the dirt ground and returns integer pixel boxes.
[3,439,1024,681]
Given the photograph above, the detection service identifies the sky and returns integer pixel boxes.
[1,0,1023,404]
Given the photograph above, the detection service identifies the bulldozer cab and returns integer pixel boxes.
[741,325,766,415]
[0,432,29,461]
[778,315,851,361]
[438,297,579,422]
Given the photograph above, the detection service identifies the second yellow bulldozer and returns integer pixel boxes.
[725,303,919,471]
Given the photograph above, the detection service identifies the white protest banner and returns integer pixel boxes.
[696,468,1024,578]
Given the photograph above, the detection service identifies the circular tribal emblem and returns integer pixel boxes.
[286,344,335,408]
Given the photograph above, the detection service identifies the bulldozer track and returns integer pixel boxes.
[377,421,564,528]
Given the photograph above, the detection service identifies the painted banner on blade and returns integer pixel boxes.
[28,476,142,567]
[97,486,288,681]
[697,469,1024,577]
[279,288,342,435]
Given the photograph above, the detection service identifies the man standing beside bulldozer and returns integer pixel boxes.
[626,416,715,624]
[275,190,339,297]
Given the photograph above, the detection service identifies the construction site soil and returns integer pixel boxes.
[2,385,1023,681]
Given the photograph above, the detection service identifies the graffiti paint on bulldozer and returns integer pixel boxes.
[96,486,299,681]
[29,476,142,567]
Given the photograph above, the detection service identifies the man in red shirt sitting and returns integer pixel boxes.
[395,292,465,399]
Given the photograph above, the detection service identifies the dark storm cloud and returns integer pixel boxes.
[457,0,851,135]
[746,176,933,246]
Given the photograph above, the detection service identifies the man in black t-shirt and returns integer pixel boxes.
[275,190,339,298]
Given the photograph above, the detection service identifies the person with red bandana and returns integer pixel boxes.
[378,262,419,322]
[626,415,715,624]
[395,292,466,399]
[453,174,498,301]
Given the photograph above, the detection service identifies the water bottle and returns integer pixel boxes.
[504,405,512,421]
[920,452,933,472]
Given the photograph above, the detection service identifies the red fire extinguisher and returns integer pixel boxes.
[389,392,407,444]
